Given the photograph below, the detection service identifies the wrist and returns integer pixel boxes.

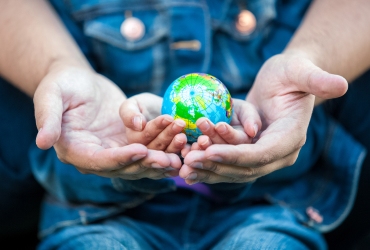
[46,56,93,76]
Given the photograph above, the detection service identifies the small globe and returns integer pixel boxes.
[161,73,233,143]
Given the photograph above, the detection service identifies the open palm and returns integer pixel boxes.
[35,67,181,179]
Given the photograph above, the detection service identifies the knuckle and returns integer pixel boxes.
[236,167,255,181]
[305,69,316,91]
[133,162,147,174]
[152,168,166,174]
[257,152,274,167]
[207,162,219,172]
[143,131,154,141]
[297,136,306,149]
[85,161,103,173]
[243,167,255,177]
[198,171,211,183]
[229,156,240,166]
[286,152,300,166]
[151,142,166,150]
[209,130,218,138]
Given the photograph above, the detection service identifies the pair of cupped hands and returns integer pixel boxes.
[35,53,347,185]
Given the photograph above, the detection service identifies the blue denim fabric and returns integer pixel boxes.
[38,190,326,250]
[25,0,368,248]
[51,0,281,98]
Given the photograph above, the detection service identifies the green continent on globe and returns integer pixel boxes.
[162,73,233,143]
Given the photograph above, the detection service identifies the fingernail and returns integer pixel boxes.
[217,124,227,135]
[174,120,186,131]
[253,124,258,137]
[131,154,146,161]
[186,173,198,180]
[133,115,142,131]
[175,138,185,146]
[175,119,185,126]
[164,167,176,171]
[200,138,209,146]
[207,156,223,162]
[188,180,199,185]
[162,117,173,126]
[199,120,210,131]
[191,162,203,169]
[151,163,162,168]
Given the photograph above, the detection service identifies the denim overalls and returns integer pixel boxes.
[2,0,367,249]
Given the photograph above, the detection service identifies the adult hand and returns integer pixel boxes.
[35,63,181,180]
[119,93,187,154]
[180,53,348,184]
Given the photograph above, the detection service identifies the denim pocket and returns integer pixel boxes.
[216,0,276,41]
[65,0,170,95]
[58,0,278,96]
[209,0,277,95]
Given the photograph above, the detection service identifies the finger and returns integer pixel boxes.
[214,123,252,145]
[180,164,241,185]
[34,81,64,149]
[181,144,192,158]
[167,152,183,169]
[58,143,148,176]
[232,99,262,138]
[200,132,303,169]
[122,151,182,180]
[191,142,201,151]
[163,153,182,177]
[202,144,273,168]
[113,151,181,180]
[183,149,300,181]
[195,135,212,150]
[128,115,174,145]
[132,149,175,169]
[287,58,348,99]
[165,133,187,154]
[190,137,212,151]
[147,119,186,150]
[119,97,147,131]
[183,150,207,168]
[146,115,174,136]
[196,118,227,144]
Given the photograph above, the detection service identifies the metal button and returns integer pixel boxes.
[120,17,145,41]
[236,10,256,35]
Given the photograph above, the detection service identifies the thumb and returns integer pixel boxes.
[294,61,348,99]
[34,81,63,149]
